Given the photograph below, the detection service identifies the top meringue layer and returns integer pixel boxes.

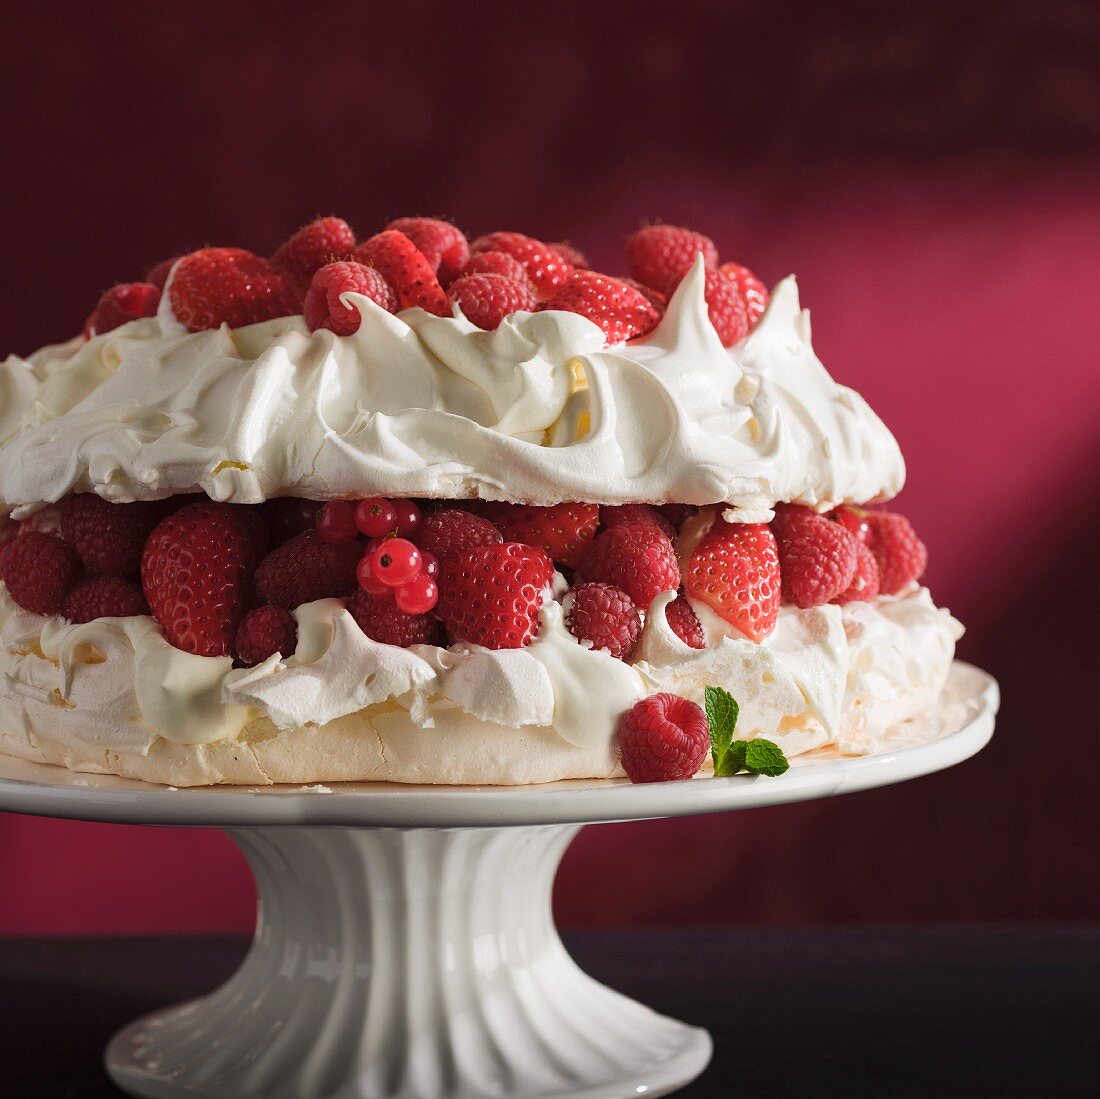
[0,259,904,514]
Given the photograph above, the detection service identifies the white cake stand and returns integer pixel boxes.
[0,661,997,1099]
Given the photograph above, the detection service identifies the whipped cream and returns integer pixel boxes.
[0,262,904,516]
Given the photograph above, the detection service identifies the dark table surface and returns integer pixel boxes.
[2,927,1097,1097]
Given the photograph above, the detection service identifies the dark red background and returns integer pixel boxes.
[0,2,1096,933]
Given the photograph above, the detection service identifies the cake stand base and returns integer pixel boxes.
[105,824,711,1099]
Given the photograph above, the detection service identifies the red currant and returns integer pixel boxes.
[356,554,391,597]
[395,573,439,614]
[315,500,359,544]
[419,550,439,579]
[356,497,398,538]
[392,498,422,537]
[368,538,422,587]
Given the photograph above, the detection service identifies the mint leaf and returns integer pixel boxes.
[743,738,790,777]
[705,685,740,776]
[723,740,748,776]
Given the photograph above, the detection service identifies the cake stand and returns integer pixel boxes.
[0,661,997,1099]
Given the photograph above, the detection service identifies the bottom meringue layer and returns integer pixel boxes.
[0,584,962,787]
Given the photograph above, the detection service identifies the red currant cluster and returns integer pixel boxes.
[313,497,438,615]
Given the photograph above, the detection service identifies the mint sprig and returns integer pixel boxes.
[704,684,790,778]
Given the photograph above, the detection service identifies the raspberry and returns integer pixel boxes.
[347,588,443,647]
[566,582,640,660]
[234,604,298,666]
[683,519,780,643]
[600,504,675,540]
[271,217,356,280]
[412,509,502,562]
[63,577,148,623]
[771,504,858,608]
[1,532,82,616]
[617,692,709,783]
[863,511,927,595]
[304,261,397,335]
[437,542,553,649]
[625,225,719,294]
[353,230,449,316]
[549,241,589,269]
[665,595,706,649]
[60,494,164,577]
[542,271,661,345]
[141,502,258,657]
[718,261,768,330]
[262,498,320,543]
[703,268,749,347]
[386,217,469,285]
[448,273,536,330]
[145,257,179,291]
[458,251,531,285]
[468,232,573,296]
[833,539,880,604]
[168,248,299,332]
[579,520,680,610]
[91,283,160,335]
[492,502,599,569]
[253,529,361,610]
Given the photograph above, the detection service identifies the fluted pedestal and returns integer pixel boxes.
[106,825,711,1099]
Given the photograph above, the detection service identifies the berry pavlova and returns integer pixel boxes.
[0,217,961,786]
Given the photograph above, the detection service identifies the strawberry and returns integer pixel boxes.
[625,225,719,294]
[141,502,258,657]
[771,504,858,608]
[549,241,589,269]
[386,217,469,284]
[253,529,361,610]
[168,248,299,332]
[600,504,675,540]
[718,261,768,329]
[620,278,668,315]
[579,520,680,610]
[458,251,531,286]
[353,230,449,315]
[492,502,599,569]
[566,582,640,660]
[234,604,298,666]
[468,232,573,296]
[617,692,709,783]
[863,511,927,595]
[304,261,397,335]
[347,588,444,647]
[541,271,661,344]
[412,509,502,562]
[833,539,880,604]
[63,577,148,623]
[91,283,160,335]
[447,273,536,330]
[60,494,165,577]
[436,542,553,649]
[703,268,749,346]
[665,594,706,649]
[271,217,356,280]
[683,519,780,643]
[1,532,82,616]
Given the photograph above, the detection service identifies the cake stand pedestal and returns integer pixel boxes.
[0,662,997,1099]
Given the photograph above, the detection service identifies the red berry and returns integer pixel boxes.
[1,532,82,616]
[468,232,573,296]
[419,550,439,578]
[566,582,640,660]
[234,605,298,666]
[367,538,422,587]
[665,595,706,649]
[600,504,675,540]
[448,273,536,330]
[262,498,320,543]
[413,508,502,561]
[833,539,881,605]
[542,271,660,345]
[579,521,680,610]
[391,499,422,537]
[659,503,697,531]
[386,217,469,284]
[702,268,748,347]
[459,251,531,285]
[625,225,719,294]
[437,542,554,649]
[304,261,397,335]
[718,261,768,330]
[617,692,709,783]
[549,241,589,269]
[771,504,858,608]
[619,278,668,315]
[862,511,928,595]
[347,588,444,647]
[314,500,359,544]
[356,553,391,597]
[683,519,780,643]
[353,230,449,316]
[62,576,148,623]
[91,283,160,335]
[492,502,599,569]
[141,502,258,656]
[395,572,439,614]
[253,529,361,610]
[169,248,298,332]
[356,497,399,538]
[832,505,871,542]
[145,257,179,291]
[60,494,164,577]
[271,217,356,280]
